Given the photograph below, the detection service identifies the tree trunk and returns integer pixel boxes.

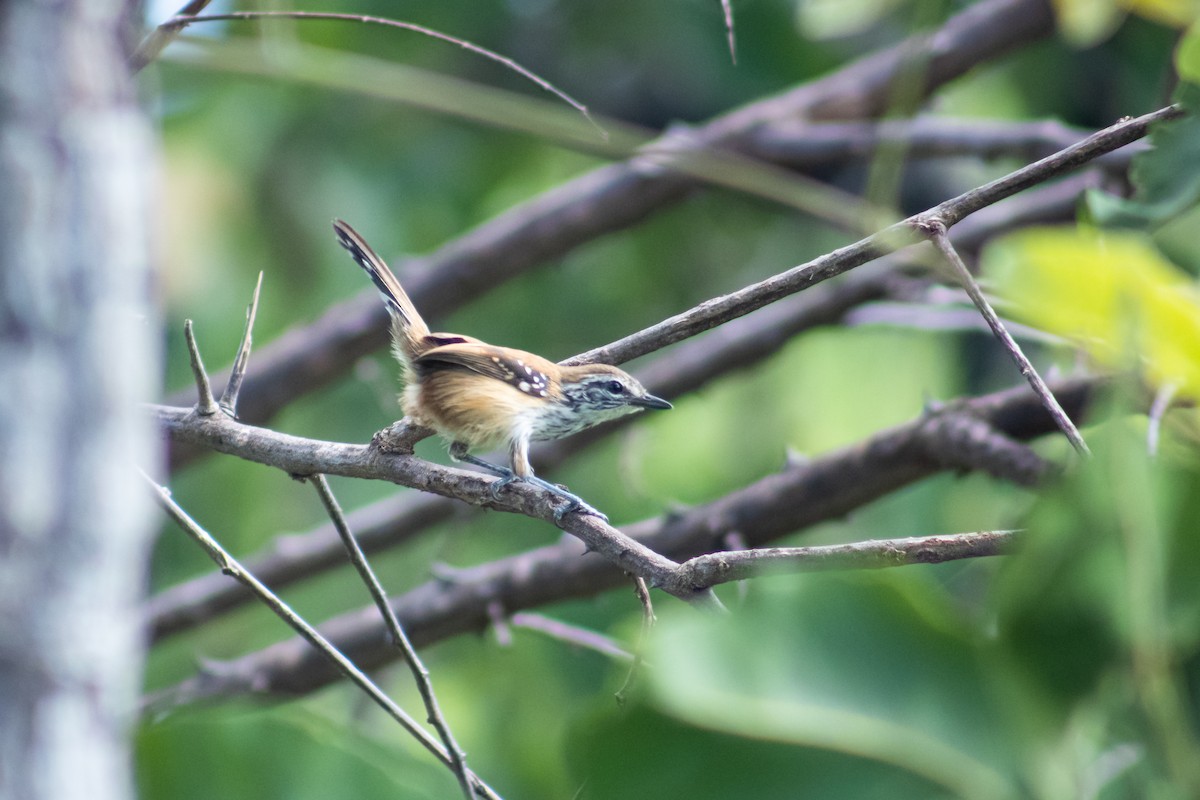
[0,3,158,799]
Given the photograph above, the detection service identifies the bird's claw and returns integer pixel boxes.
[488,472,517,501]
[553,498,607,524]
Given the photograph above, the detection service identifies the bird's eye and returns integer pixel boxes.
[606,380,625,394]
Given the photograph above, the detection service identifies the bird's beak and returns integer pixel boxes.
[632,393,672,410]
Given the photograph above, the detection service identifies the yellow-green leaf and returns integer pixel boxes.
[983,227,1200,397]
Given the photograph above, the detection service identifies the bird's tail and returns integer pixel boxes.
[333,219,431,368]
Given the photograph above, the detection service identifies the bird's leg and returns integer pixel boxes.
[449,443,607,522]
[449,445,517,497]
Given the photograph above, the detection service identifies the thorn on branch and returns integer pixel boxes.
[219,271,264,418]
[720,0,737,65]
[184,320,220,416]
[487,601,512,646]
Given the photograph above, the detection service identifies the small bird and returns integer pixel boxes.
[334,219,671,521]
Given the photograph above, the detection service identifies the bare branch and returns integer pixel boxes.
[154,11,601,136]
[144,378,1099,705]
[149,404,722,609]
[571,105,1183,369]
[141,473,502,800]
[165,0,1060,450]
[309,475,472,800]
[509,613,634,662]
[129,0,213,72]
[678,530,1020,588]
[919,220,1090,457]
[147,177,1092,642]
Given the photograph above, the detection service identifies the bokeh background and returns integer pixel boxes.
[139,0,1200,797]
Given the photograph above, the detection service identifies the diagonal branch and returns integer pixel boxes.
[571,104,1182,369]
[919,220,1090,456]
[150,403,723,609]
[142,473,502,800]
[309,474,473,800]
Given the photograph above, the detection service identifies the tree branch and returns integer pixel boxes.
[147,174,1097,643]
[150,403,723,609]
[165,0,1059,458]
[571,104,1182,369]
[145,377,1099,705]
[309,475,473,800]
[143,474,502,800]
[920,220,1090,456]
[677,530,1019,588]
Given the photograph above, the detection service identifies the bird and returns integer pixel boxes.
[333,219,672,522]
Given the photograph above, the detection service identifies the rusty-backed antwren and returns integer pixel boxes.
[334,220,671,521]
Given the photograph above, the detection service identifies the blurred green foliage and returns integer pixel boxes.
[140,0,1200,798]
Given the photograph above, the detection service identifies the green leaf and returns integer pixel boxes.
[1178,18,1200,82]
[982,227,1200,400]
[1050,0,1126,47]
[990,420,1200,797]
[569,704,958,800]
[1087,84,1200,228]
[641,573,1020,800]
[137,704,449,800]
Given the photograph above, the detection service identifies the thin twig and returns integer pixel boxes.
[920,221,1090,457]
[509,613,634,661]
[309,474,473,800]
[677,530,1021,588]
[157,11,604,138]
[219,271,263,417]
[572,105,1184,369]
[720,0,737,64]
[1147,382,1177,457]
[129,0,213,72]
[140,472,502,800]
[614,577,654,706]
[183,320,219,416]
